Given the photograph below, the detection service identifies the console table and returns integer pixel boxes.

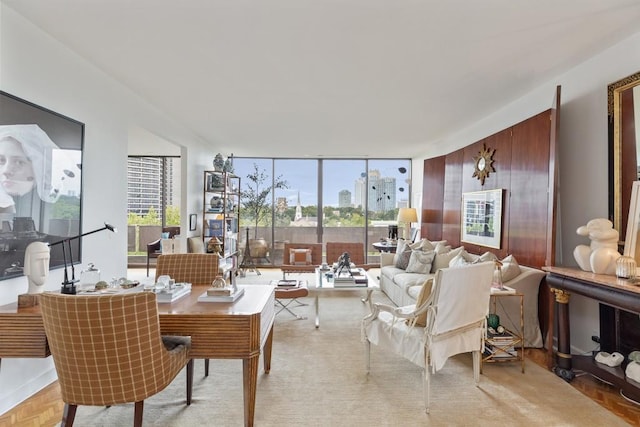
[544,266,640,402]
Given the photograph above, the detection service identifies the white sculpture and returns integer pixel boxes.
[24,241,50,294]
[573,218,621,275]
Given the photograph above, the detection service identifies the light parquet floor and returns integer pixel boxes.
[1,349,640,426]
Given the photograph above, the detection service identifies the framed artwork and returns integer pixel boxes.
[0,91,84,280]
[461,189,504,249]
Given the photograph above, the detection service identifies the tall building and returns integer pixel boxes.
[338,189,352,207]
[127,157,180,218]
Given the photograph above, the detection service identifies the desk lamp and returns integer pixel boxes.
[49,222,117,294]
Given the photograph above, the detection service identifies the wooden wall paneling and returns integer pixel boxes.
[442,150,463,246]
[508,111,552,268]
[422,156,446,240]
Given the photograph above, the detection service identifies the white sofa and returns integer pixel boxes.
[379,250,546,348]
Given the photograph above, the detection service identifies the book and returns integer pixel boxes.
[155,283,191,303]
[198,287,245,303]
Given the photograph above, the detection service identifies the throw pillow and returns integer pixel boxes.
[393,239,410,265]
[395,245,412,270]
[477,251,498,263]
[406,250,436,274]
[449,252,471,268]
[500,254,522,282]
[431,246,465,273]
[290,248,312,265]
[413,278,434,327]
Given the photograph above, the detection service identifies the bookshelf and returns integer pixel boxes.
[203,170,240,279]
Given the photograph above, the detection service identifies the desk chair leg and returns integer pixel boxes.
[61,403,77,426]
[204,359,209,377]
[275,298,308,320]
[186,359,194,405]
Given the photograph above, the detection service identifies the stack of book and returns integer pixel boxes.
[276,279,299,288]
[333,273,355,286]
[486,332,517,358]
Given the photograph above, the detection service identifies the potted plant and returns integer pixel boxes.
[241,163,288,258]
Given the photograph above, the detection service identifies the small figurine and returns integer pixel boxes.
[335,252,352,276]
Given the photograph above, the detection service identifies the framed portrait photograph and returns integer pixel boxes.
[0,91,84,280]
[461,189,504,249]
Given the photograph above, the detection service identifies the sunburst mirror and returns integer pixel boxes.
[472,144,495,185]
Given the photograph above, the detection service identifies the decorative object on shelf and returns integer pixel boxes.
[397,208,417,241]
[573,218,621,275]
[213,153,225,171]
[472,143,496,185]
[616,255,637,279]
[207,236,222,255]
[207,173,224,192]
[223,154,234,173]
[210,196,223,210]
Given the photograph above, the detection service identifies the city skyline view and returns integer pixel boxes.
[232,158,411,209]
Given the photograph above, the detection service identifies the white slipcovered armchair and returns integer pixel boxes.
[362,262,494,413]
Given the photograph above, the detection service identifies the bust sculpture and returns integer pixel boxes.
[573,218,621,275]
[24,241,50,294]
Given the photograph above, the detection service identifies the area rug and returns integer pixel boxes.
[70,269,627,426]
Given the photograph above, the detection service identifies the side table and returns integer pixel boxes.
[482,289,525,373]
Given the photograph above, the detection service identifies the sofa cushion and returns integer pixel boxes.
[431,246,464,273]
[393,271,431,290]
[500,254,521,282]
[406,250,436,274]
[409,239,447,252]
[290,248,312,265]
[395,244,412,270]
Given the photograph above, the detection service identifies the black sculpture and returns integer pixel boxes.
[335,252,352,276]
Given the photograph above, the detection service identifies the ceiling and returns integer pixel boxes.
[4,0,640,159]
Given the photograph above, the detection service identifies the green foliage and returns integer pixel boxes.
[127,206,162,225]
[50,195,80,219]
[241,163,288,238]
[165,205,180,225]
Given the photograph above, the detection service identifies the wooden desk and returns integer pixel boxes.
[544,266,640,402]
[0,284,275,427]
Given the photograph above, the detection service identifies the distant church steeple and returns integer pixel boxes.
[294,191,302,221]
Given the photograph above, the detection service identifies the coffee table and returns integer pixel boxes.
[313,267,379,328]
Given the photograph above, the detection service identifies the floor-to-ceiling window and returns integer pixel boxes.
[233,157,411,265]
[126,156,181,258]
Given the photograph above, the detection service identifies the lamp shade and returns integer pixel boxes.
[397,208,418,223]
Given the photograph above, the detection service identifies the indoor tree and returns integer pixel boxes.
[240,163,288,239]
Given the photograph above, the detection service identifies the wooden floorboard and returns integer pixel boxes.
[1,350,640,426]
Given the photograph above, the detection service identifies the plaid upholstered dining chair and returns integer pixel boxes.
[39,292,194,427]
[155,253,219,376]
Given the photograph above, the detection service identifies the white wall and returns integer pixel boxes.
[0,7,214,414]
[412,31,640,354]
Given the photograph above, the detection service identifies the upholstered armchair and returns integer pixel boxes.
[39,292,194,427]
[146,226,180,276]
[326,241,377,270]
[280,242,323,277]
[362,262,494,413]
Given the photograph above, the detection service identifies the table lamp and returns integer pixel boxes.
[48,222,117,294]
[397,208,417,241]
